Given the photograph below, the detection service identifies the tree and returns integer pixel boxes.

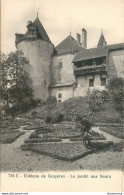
[1,50,34,114]
[1,52,10,112]
[86,89,105,112]
[106,76,124,124]
[106,77,124,103]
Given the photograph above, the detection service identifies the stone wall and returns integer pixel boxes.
[74,74,106,97]
[51,86,74,102]
[51,54,75,84]
[17,39,54,100]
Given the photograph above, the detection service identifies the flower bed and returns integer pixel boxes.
[1,131,25,144]
[1,128,18,134]
[23,119,45,130]
[24,137,61,143]
[46,127,80,137]
[95,122,122,127]
[100,126,124,139]
[70,131,106,142]
[21,143,93,161]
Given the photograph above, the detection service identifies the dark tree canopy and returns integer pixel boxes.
[1,50,34,114]
[106,76,124,103]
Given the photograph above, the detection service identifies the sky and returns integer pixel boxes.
[1,0,124,54]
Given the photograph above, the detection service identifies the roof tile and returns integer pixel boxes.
[55,35,83,55]
[73,43,124,63]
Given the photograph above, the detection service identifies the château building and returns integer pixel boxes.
[15,16,124,102]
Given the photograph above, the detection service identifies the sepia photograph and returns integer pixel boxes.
[1,0,124,191]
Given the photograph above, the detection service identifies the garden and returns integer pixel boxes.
[1,131,25,144]
[21,118,113,161]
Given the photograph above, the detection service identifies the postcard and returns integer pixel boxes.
[1,0,124,192]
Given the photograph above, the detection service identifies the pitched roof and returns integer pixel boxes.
[107,43,124,50]
[97,34,107,47]
[33,17,51,43]
[73,43,124,63]
[15,17,51,44]
[55,35,83,55]
[72,47,108,62]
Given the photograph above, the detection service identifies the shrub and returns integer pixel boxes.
[45,112,64,124]
[31,111,37,118]
[101,90,110,102]
[86,89,105,112]
[75,115,93,134]
[45,114,53,124]
[106,77,124,103]
[46,96,57,104]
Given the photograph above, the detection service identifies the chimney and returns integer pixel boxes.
[76,33,81,45]
[82,28,87,48]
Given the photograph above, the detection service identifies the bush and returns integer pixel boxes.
[106,77,124,103]
[45,112,64,124]
[31,111,37,118]
[86,89,105,112]
[45,115,53,124]
[46,96,57,104]
[101,90,110,101]
[75,115,93,134]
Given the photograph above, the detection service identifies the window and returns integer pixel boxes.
[58,93,62,98]
[89,79,94,87]
[58,59,62,68]
[58,100,61,102]
[101,78,106,86]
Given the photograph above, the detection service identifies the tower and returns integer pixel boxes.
[15,16,54,101]
[97,30,107,47]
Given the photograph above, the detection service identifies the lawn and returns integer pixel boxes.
[70,130,106,141]
[22,142,93,161]
[1,131,25,143]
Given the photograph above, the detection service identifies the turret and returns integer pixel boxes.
[97,30,107,47]
[15,16,54,101]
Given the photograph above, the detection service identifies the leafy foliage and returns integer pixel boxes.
[86,89,105,112]
[45,112,64,124]
[106,77,124,116]
[1,50,35,114]
[46,96,57,104]
[75,115,93,133]
[106,77,124,103]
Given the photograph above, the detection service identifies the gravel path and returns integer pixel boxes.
[1,126,123,172]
